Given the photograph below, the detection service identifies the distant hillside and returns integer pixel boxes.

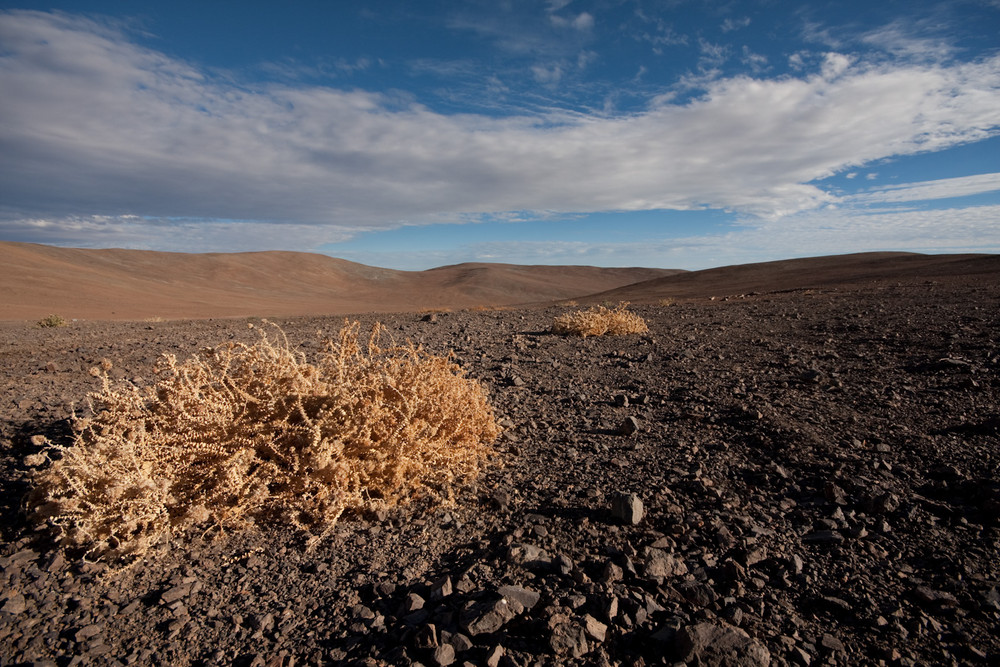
[578,252,1000,303]
[0,242,679,320]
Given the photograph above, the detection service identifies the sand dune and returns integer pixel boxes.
[0,242,678,320]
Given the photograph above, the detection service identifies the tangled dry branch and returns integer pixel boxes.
[551,303,649,338]
[27,321,501,561]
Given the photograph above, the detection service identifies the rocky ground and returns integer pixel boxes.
[1,276,999,666]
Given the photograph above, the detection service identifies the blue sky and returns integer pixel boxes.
[1,1,998,270]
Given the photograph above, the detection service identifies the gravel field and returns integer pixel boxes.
[2,275,999,666]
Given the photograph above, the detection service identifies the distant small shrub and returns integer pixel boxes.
[27,321,501,561]
[468,305,508,312]
[37,314,67,328]
[657,298,675,307]
[551,303,649,338]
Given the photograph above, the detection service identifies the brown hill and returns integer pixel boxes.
[0,242,679,320]
[579,251,1000,303]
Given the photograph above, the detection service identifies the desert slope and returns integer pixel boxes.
[579,252,1000,303]
[0,242,679,320]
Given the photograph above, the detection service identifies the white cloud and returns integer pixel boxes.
[717,204,1000,263]
[721,17,751,33]
[851,172,1000,203]
[1,10,1000,254]
[341,204,1000,271]
[860,20,957,63]
[532,63,563,84]
[573,12,594,30]
[550,11,593,30]
[741,46,768,73]
[0,214,360,252]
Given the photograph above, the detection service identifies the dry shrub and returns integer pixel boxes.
[37,314,67,328]
[551,302,649,338]
[27,321,500,561]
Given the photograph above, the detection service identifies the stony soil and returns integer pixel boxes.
[1,276,999,666]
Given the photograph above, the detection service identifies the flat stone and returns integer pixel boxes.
[74,623,102,642]
[914,586,959,608]
[1,593,27,615]
[460,599,515,637]
[802,530,844,545]
[497,585,540,614]
[820,633,846,653]
[160,583,195,605]
[583,614,608,642]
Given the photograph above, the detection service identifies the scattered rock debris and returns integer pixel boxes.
[1,275,999,665]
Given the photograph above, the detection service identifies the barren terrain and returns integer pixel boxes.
[1,251,999,666]
[0,242,679,320]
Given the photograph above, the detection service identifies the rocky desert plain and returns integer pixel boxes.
[1,241,999,667]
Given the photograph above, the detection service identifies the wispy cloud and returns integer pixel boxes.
[850,172,1000,203]
[338,204,1000,271]
[1,10,999,254]
[550,11,594,31]
[721,17,751,33]
[860,19,958,62]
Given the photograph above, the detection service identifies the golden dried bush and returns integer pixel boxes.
[37,314,67,328]
[551,303,649,338]
[27,321,500,561]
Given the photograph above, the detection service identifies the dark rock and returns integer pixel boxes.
[432,643,456,666]
[460,599,515,637]
[548,613,589,658]
[867,492,901,514]
[485,645,505,667]
[490,488,513,511]
[618,416,641,435]
[641,546,688,579]
[913,586,959,609]
[497,585,540,613]
[675,622,771,667]
[451,633,473,652]
[583,614,608,642]
[159,582,195,605]
[820,633,846,653]
[824,482,848,505]
[506,543,552,569]
[414,623,438,649]
[1,593,27,615]
[802,530,844,545]
[404,592,426,612]
[430,576,453,600]
[74,623,102,642]
[677,580,719,607]
[610,492,644,524]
